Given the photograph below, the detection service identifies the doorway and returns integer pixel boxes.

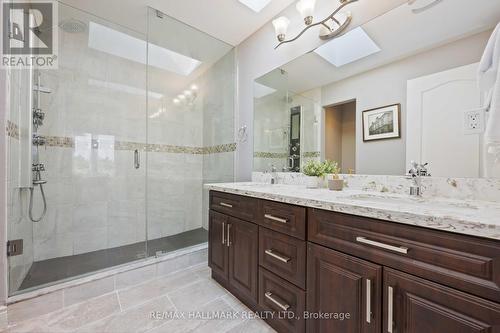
[324,101,356,173]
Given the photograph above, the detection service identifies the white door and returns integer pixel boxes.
[406,63,481,178]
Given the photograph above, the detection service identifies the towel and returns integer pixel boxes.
[479,23,500,144]
[479,23,500,177]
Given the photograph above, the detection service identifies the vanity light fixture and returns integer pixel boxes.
[272,0,358,49]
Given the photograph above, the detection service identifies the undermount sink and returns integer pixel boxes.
[346,193,479,213]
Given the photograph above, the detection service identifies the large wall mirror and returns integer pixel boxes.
[253,0,500,178]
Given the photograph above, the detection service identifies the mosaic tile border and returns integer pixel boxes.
[39,135,236,155]
[254,152,288,159]
[6,120,19,140]
[303,151,320,158]
[254,151,321,158]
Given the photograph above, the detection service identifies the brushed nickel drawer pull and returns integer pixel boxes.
[226,224,231,247]
[265,292,290,311]
[221,222,225,245]
[264,214,288,224]
[356,237,409,254]
[387,286,394,333]
[220,202,233,208]
[265,249,291,263]
[366,279,371,324]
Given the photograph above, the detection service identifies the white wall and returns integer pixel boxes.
[321,30,491,175]
[235,0,408,180]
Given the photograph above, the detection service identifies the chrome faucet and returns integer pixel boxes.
[270,165,278,184]
[407,161,430,196]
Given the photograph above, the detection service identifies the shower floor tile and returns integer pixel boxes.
[18,228,208,291]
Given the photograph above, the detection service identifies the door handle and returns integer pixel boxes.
[265,292,290,311]
[220,202,233,208]
[134,149,140,169]
[221,222,225,245]
[387,286,394,333]
[356,237,408,254]
[366,279,371,324]
[226,224,231,247]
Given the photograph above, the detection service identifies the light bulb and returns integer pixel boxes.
[173,98,180,105]
[190,84,198,91]
[272,16,290,42]
[296,0,316,25]
[178,94,186,100]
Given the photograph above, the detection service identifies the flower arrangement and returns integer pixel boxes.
[322,160,340,179]
[303,160,326,177]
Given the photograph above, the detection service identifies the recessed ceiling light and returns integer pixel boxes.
[254,82,277,99]
[314,27,381,67]
[238,0,272,13]
[88,22,202,76]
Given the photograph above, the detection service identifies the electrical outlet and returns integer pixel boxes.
[464,108,485,135]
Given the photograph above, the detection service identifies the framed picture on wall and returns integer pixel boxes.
[362,104,401,141]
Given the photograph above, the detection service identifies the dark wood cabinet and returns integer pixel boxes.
[208,190,500,333]
[228,217,259,305]
[384,268,500,333]
[208,209,259,306]
[208,211,229,283]
[259,227,306,289]
[307,243,382,333]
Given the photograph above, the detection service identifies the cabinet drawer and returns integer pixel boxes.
[259,200,306,240]
[259,227,306,289]
[259,268,306,333]
[308,208,500,303]
[210,191,258,222]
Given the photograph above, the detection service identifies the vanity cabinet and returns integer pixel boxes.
[208,210,259,306]
[307,243,382,333]
[383,268,500,332]
[208,190,500,333]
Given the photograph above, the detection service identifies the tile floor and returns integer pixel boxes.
[4,264,276,333]
[18,229,208,292]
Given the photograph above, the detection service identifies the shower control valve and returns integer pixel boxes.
[32,163,45,172]
[33,108,45,127]
[32,134,46,146]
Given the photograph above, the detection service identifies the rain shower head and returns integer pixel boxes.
[59,19,87,33]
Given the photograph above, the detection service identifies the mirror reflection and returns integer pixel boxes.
[254,0,500,178]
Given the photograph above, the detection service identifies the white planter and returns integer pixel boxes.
[306,176,320,189]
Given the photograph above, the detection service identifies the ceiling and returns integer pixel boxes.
[257,0,500,94]
[59,0,296,46]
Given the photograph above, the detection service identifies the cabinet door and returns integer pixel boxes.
[384,268,500,333]
[307,243,382,333]
[228,217,259,304]
[208,211,229,283]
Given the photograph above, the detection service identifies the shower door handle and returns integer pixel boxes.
[134,150,140,169]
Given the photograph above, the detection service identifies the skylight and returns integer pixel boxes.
[254,82,277,99]
[88,22,202,76]
[314,27,381,67]
[238,0,272,13]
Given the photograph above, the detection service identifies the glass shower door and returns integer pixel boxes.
[145,8,235,256]
[7,2,148,295]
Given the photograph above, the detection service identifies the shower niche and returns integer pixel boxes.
[6,4,235,295]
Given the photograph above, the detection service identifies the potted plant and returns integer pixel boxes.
[302,160,325,189]
[323,160,344,191]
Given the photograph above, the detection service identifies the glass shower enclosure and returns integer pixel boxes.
[5,3,235,296]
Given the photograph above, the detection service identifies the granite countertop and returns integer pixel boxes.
[204,182,500,241]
